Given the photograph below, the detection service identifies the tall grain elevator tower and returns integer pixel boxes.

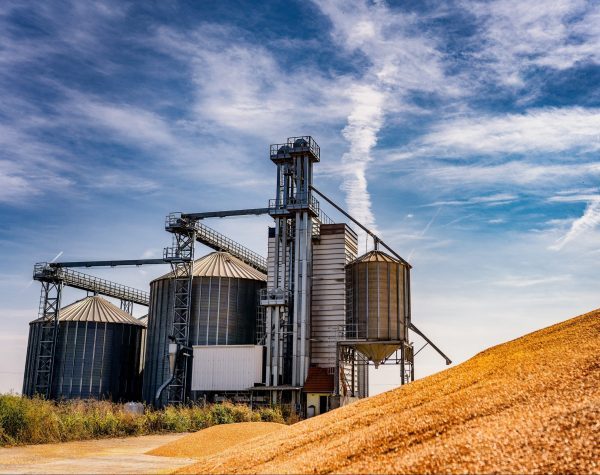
[261,137,320,406]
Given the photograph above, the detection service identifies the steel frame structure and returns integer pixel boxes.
[261,136,322,405]
[336,341,415,397]
[31,262,153,398]
[164,215,197,404]
[34,263,150,305]
[33,279,63,397]
[160,213,271,405]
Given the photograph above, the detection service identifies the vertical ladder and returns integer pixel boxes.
[33,280,63,397]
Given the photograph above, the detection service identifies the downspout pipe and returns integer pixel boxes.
[155,337,194,406]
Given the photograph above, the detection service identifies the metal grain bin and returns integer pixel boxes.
[142,252,266,405]
[22,296,145,401]
[345,250,409,363]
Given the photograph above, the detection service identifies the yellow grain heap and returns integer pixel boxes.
[148,422,286,459]
[178,309,599,474]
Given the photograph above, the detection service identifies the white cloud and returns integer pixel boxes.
[548,192,600,203]
[422,193,518,207]
[466,0,600,86]
[420,160,600,188]
[395,107,600,158]
[494,274,572,288]
[71,98,176,147]
[0,122,74,204]
[154,25,352,139]
[550,198,600,250]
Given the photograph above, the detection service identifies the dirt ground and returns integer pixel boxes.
[0,433,196,474]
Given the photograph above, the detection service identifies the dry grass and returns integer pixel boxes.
[0,398,284,447]
[177,309,600,474]
[148,422,286,459]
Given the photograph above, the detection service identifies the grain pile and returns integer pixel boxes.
[178,310,599,474]
[148,422,286,459]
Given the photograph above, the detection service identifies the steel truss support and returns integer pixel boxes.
[33,263,149,306]
[33,280,63,397]
[164,219,197,405]
[336,342,414,398]
[120,300,133,314]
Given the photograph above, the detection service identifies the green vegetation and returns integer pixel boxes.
[0,394,284,447]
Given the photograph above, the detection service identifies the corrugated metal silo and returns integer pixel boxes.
[22,296,145,400]
[142,251,266,405]
[346,250,410,364]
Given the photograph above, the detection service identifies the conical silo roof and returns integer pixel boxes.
[154,252,266,282]
[349,250,400,265]
[31,296,145,326]
[138,315,148,326]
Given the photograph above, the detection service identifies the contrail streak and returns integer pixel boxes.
[550,198,600,250]
[408,207,442,260]
[340,84,384,241]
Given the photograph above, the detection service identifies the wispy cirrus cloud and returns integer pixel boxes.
[549,198,600,250]
[69,98,177,148]
[390,107,600,160]
[465,0,600,86]
[493,274,572,288]
[421,161,600,188]
[421,193,518,207]
[548,193,600,203]
[153,25,353,140]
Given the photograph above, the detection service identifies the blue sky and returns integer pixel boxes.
[1,0,599,394]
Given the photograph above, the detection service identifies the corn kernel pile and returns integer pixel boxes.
[148,422,286,459]
[175,310,599,474]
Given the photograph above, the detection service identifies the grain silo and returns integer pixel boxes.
[345,250,410,365]
[22,296,145,401]
[143,251,266,405]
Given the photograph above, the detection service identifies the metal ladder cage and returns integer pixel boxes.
[163,220,197,405]
[32,279,63,397]
[255,298,267,345]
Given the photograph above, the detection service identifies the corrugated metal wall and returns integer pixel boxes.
[346,253,409,342]
[21,322,40,397]
[142,276,264,405]
[311,224,358,368]
[266,226,289,290]
[23,321,144,400]
[191,345,264,391]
